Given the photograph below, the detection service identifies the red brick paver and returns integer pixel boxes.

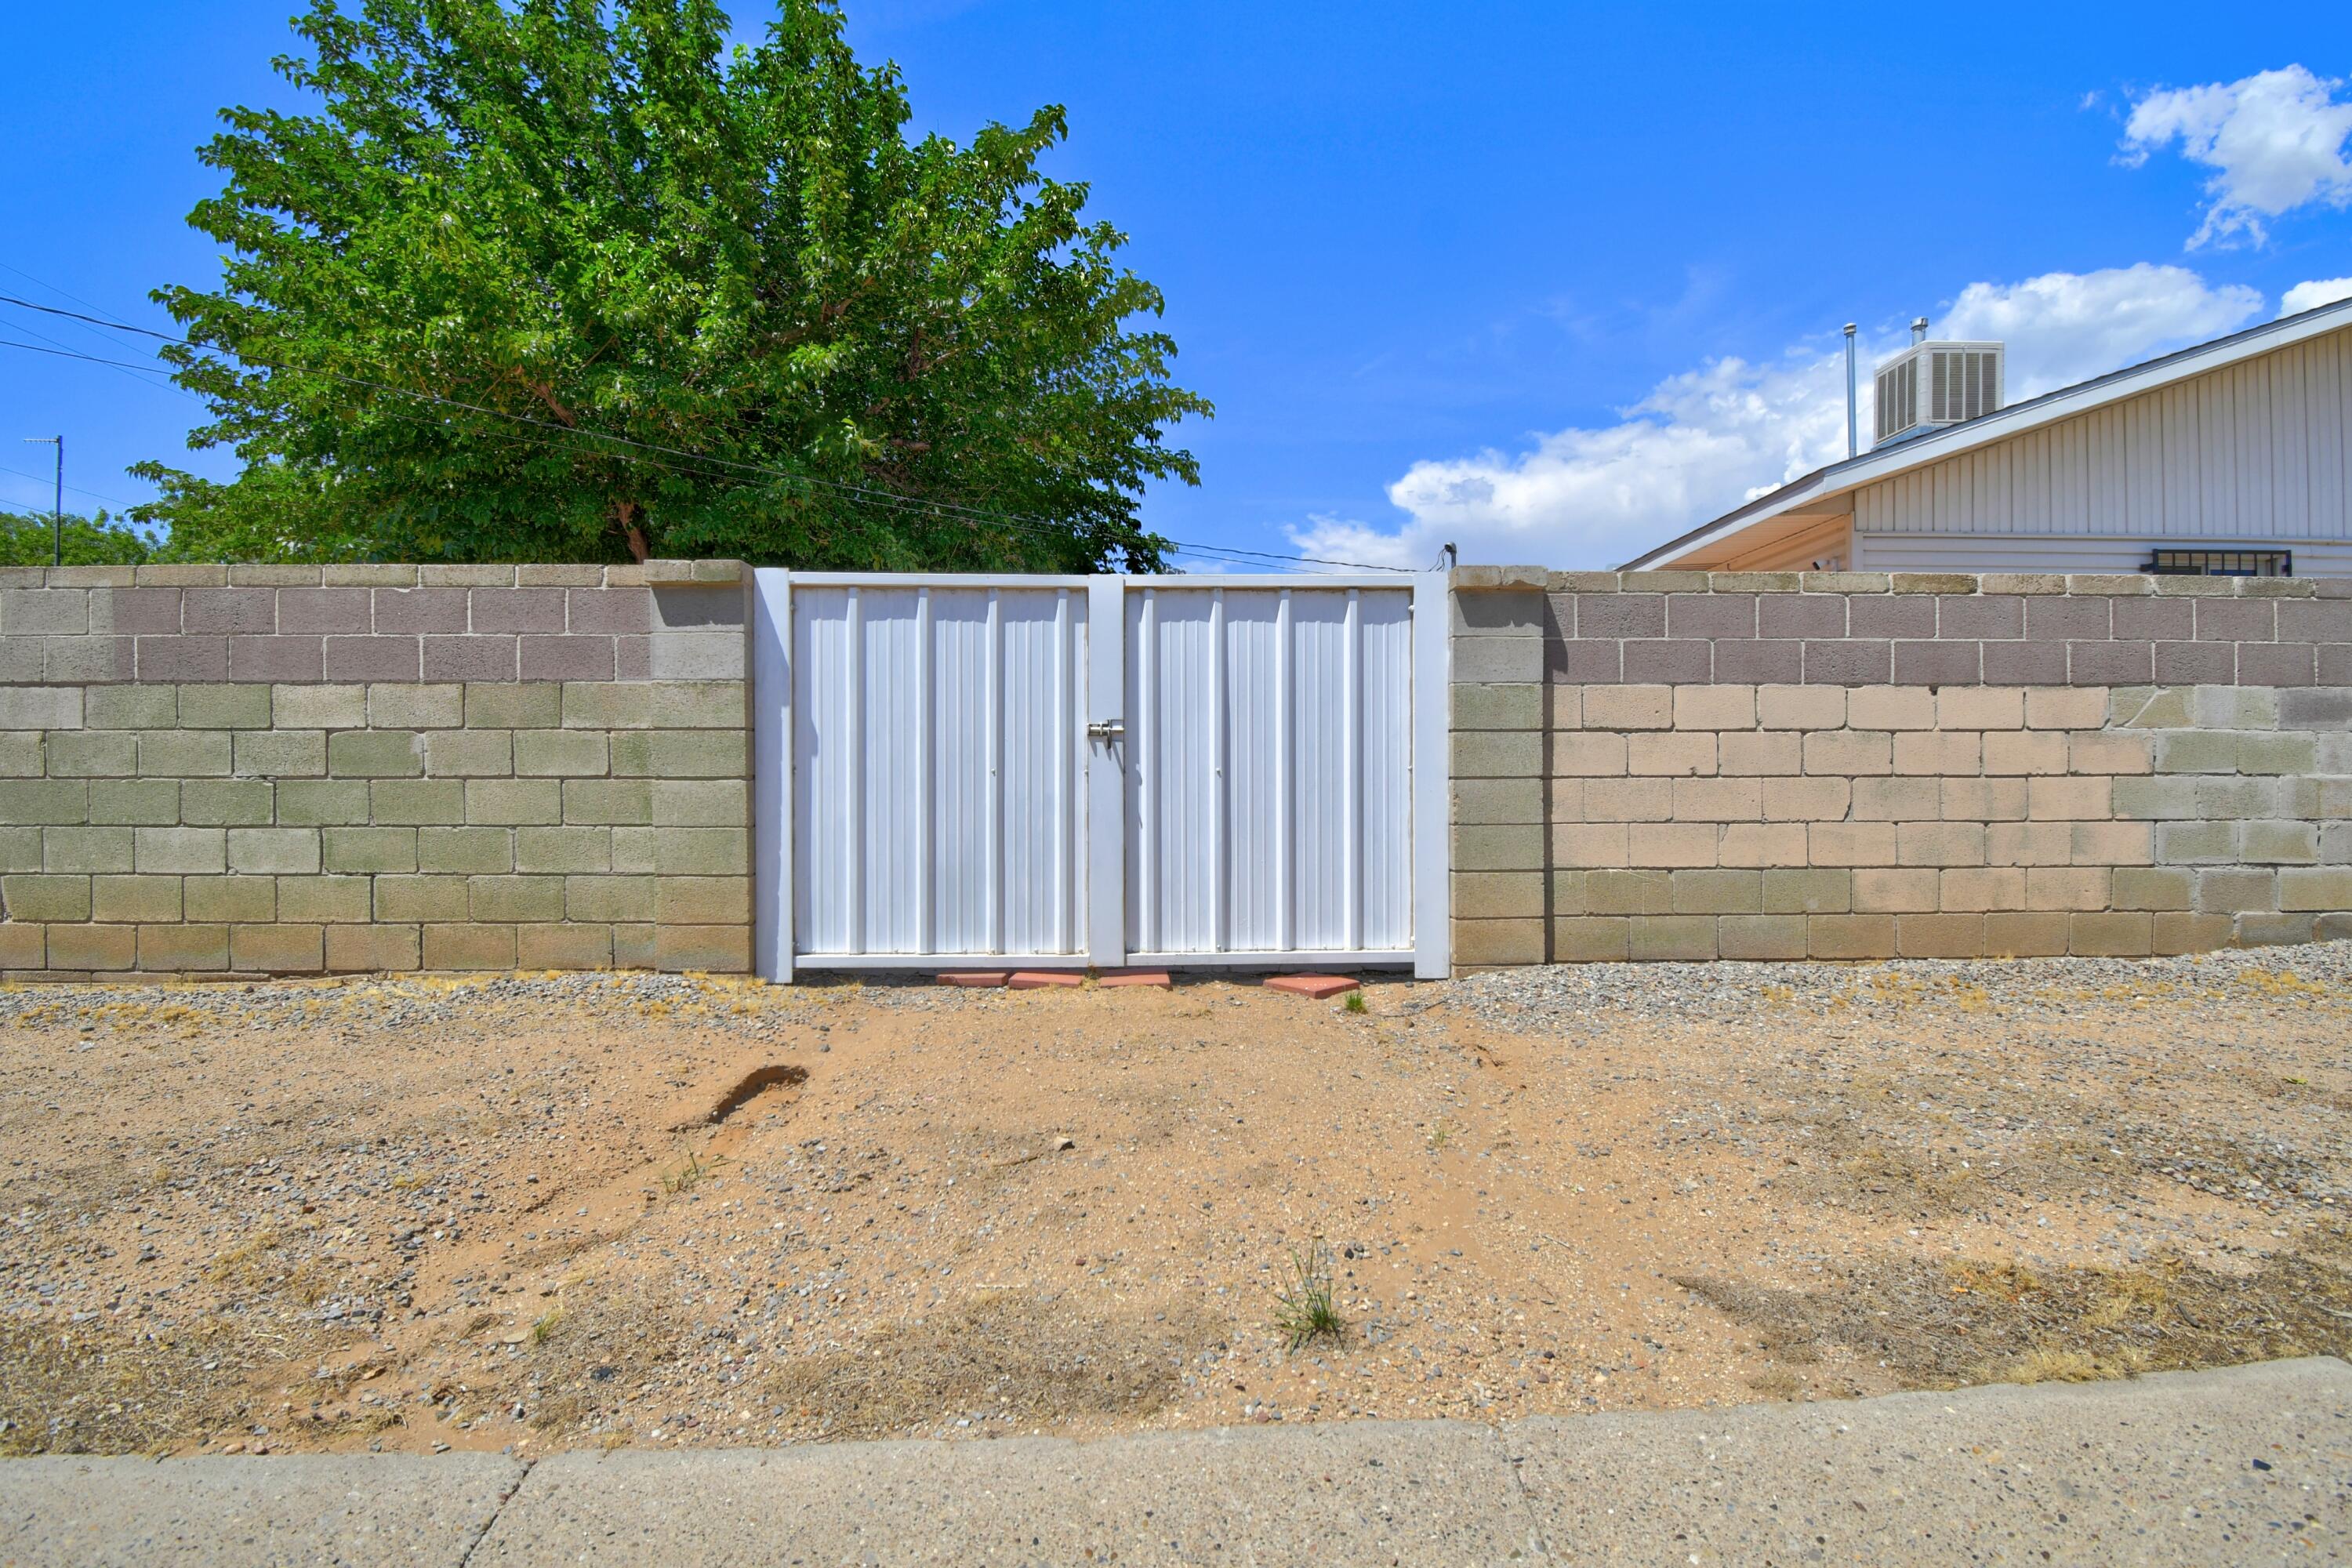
[1007,971,1085,989]
[1263,974,1360,999]
[936,971,1009,988]
[1098,970,1174,989]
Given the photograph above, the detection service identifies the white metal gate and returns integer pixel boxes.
[751,572,1448,981]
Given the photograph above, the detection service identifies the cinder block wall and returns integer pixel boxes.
[0,561,751,979]
[1452,567,2352,968]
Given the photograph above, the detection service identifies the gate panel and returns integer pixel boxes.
[1124,582,1416,961]
[787,579,1088,961]
[754,570,1447,979]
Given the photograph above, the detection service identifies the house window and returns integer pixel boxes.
[2143,549,2292,578]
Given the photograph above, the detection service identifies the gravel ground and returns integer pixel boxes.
[3,949,2347,1459]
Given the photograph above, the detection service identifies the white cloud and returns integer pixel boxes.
[1295,265,2263,571]
[2122,65,2352,247]
[2281,276,2352,317]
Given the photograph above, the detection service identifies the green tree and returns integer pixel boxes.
[156,0,1209,568]
[0,509,158,567]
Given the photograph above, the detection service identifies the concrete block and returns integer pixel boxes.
[1808,822,1897,866]
[2238,911,2317,945]
[275,875,373,923]
[1849,776,1940,821]
[1897,913,1985,957]
[1669,868,1759,915]
[1628,822,1718,867]
[1983,731,2069,775]
[1715,913,1807,960]
[1892,731,1980,776]
[2279,866,2352,911]
[91,873,181,923]
[0,779,86,825]
[1671,685,1756,731]
[1761,776,1850,822]
[1451,872,1545,920]
[561,682,652,729]
[2156,819,2239,865]
[328,729,425,778]
[1808,914,1896,959]
[1550,732,1628,777]
[180,779,276,827]
[2071,911,2152,956]
[183,876,275,923]
[654,828,750,877]
[654,923,753,973]
[42,827,133,873]
[1454,917,1548,967]
[2242,820,2320,864]
[1628,915,1715,960]
[2237,732,2318,775]
[2,873,91,921]
[422,728,516,778]
[2111,775,2198,821]
[2112,866,2194,911]
[374,875,470,923]
[466,779,563,826]
[1456,825,1544,872]
[2151,731,2238,775]
[642,731,748,779]
[1985,819,2071,869]
[137,730,230,777]
[1452,683,1542,731]
[1549,916,1628,962]
[176,684,272,729]
[136,923,227,970]
[1582,777,1668,822]
[43,731,135,778]
[1802,731,1893,775]
[1453,778,1544,826]
[1846,687,1936,730]
[469,875,567,923]
[2153,911,2236,954]
[321,826,418,873]
[133,826,224,874]
[2065,731,2153,775]
[568,874,656,923]
[1582,686,1674,731]
[276,779,372,826]
[1853,868,1939,913]
[1939,866,2027,913]
[1549,823,1628,868]
[655,876,751,924]
[652,780,746,827]
[1586,869,1671,915]
[1762,867,1850,914]
[2027,776,2111,821]
[230,923,324,971]
[84,685,177,731]
[45,922,137,971]
[514,729,609,777]
[2027,866,2110,910]
[327,923,422,972]
[231,729,327,778]
[517,922,614,969]
[227,827,321,875]
[1629,732,1717,777]
[1716,822,1809,867]
[565,779,654,826]
[1452,730,1541,779]
[1984,909,2070,956]
[465,683,565,729]
[419,826,516,875]
[0,731,42,779]
[424,922,518,970]
[1716,731,1801,775]
[2068,821,2153,866]
[1669,776,1760,821]
[1756,684,1845,730]
[1937,686,2025,730]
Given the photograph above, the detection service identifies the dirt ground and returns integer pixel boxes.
[2,948,2348,1458]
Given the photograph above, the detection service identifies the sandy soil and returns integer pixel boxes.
[2,951,2347,1458]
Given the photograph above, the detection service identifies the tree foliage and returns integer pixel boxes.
[0,510,159,567]
[156,0,1209,568]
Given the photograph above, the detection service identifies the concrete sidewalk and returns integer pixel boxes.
[5,1358,2346,1566]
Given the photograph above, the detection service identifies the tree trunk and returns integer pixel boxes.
[615,500,649,563]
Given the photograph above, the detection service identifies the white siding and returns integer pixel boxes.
[1853,325,2352,552]
[1851,532,2352,575]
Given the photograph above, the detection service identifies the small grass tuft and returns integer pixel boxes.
[1342,992,1367,1014]
[1271,1242,1346,1351]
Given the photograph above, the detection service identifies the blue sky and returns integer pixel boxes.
[2,2,2348,569]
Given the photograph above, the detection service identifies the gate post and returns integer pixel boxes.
[1412,570,1453,978]
[1083,578,1127,969]
[750,568,793,982]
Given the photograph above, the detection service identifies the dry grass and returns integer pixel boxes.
[761,1294,1219,1441]
[1679,1219,2352,1396]
[0,1316,289,1457]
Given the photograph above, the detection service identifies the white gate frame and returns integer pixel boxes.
[751,570,1450,982]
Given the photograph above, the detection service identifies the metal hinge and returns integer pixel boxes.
[1086,719,1126,742]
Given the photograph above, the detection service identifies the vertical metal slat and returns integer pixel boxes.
[1138,588,1158,955]
[1210,586,1228,953]
[1276,587,1293,953]
[1343,587,1363,953]
[845,586,866,954]
[1054,588,1073,953]
[986,589,1004,955]
[915,586,933,956]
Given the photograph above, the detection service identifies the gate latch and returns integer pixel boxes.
[1086,719,1126,742]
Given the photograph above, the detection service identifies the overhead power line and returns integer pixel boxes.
[0,290,1406,574]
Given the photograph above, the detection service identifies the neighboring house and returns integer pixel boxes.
[1622,292,2352,577]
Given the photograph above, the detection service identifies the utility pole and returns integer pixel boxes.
[23,436,61,565]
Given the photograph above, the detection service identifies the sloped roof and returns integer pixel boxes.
[1618,291,2352,570]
